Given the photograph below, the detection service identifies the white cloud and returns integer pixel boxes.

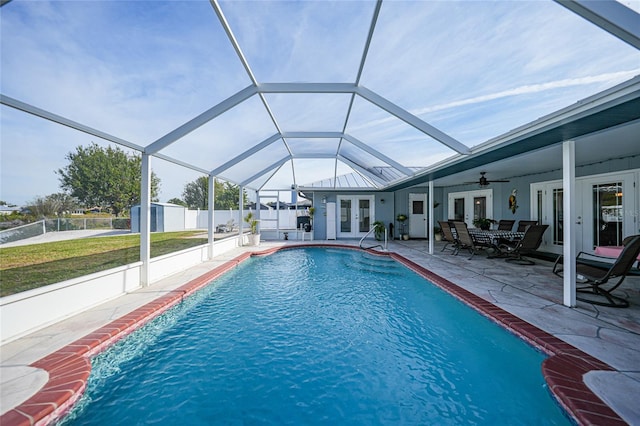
[415,70,640,117]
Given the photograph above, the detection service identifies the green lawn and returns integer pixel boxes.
[0,231,208,297]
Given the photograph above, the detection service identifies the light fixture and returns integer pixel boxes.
[380,198,385,204]
[322,196,327,204]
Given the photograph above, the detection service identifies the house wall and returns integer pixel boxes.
[376,191,395,238]
[309,192,395,240]
[311,193,333,240]
[438,157,640,223]
[303,156,640,241]
[307,188,451,240]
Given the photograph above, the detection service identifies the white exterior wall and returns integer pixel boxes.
[163,206,186,232]
[1,263,142,344]
[185,209,199,229]
[0,235,245,345]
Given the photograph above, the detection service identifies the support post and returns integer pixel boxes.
[239,186,244,244]
[140,153,151,287]
[276,191,280,232]
[256,190,261,235]
[428,180,434,255]
[562,140,577,307]
[208,175,215,259]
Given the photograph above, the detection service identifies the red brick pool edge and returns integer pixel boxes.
[0,245,626,425]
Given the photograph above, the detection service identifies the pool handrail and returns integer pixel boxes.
[359,226,387,251]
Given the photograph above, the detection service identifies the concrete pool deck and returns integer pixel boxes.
[1,239,639,424]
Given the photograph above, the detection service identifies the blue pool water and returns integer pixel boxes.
[62,248,570,425]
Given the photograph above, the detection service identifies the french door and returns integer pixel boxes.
[337,195,374,238]
[447,189,493,228]
[531,170,637,254]
[530,181,566,253]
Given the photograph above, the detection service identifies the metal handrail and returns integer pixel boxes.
[359,226,388,251]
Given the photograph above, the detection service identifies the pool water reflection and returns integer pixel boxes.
[61,247,570,425]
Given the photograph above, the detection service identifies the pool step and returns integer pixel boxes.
[345,258,403,276]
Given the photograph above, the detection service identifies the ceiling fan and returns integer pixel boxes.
[466,172,510,187]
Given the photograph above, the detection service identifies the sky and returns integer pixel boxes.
[1,0,639,207]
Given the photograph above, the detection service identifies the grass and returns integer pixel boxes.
[0,231,208,297]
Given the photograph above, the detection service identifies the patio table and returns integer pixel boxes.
[467,229,525,247]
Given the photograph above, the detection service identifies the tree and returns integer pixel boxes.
[215,180,247,210]
[166,198,187,207]
[181,177,247,210]
[27,193,79,218]
[183,176,209,210]
[57,143,160,216]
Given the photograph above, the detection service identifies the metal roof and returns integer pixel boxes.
[1,0,639,198]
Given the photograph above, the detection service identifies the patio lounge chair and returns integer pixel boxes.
[216,219,236,233]
[497,224,549,265]
[438,220,457,253]
[451,221,484,259]
[552,235,640,308]
[497,220,515,231]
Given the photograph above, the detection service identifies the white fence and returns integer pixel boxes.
[0,209,306,245]
[187,209,304,231]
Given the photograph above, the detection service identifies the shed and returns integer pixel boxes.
[130,203,185,233]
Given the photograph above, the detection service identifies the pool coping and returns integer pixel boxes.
[0,244,626,425]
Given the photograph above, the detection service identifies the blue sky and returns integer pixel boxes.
[1,0,639,206]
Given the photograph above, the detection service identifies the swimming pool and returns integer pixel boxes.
[59,247,571,425]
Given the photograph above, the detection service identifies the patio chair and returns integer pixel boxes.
[497,220,515,231]
[438,220,457,253]
[216,219,236,233]
[552,235,640,308]
[516,220,538,232]
[497,224,549,265]
[450,221,484,259]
